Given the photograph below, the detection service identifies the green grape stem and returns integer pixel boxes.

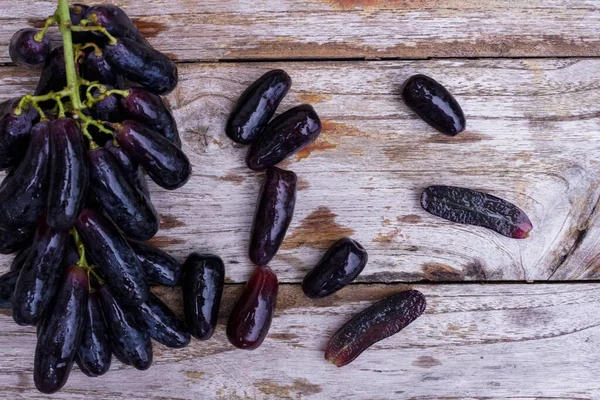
[70,228,105,288]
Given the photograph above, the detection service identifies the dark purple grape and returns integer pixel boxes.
[10,246,30,272]
[302,238,368,299]
[70,3,89,25]
[227,265,278,350]
[86,5,149,46]
[0,225,34,254]
[246,104,321,171]
[88,148,159,240]
[128,240,182,286]
[105,143,150,200]
[116,120,191,190]
[35,265,88,394]
[12,217,68,326]
[121,87,181,147]
[47,119,89,230]
[226,70,292,145]
[89,89,124,122]
[98,285,152,370]
[0,270,19,309]
[0,122,49,230]
[81,50,124,88]
[402,74,466,136]
[75,209,149,306]
[76,292,111,377]
[104,38,177,95]
[421,185,533,239]
[138,292,190,348]
[249,167,297,266]
[182,253,224,340]
[326,290,426,367]
[9,28,51,67]
[35,47,66,96]
[0,98,35,169]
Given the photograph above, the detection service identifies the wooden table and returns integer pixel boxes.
[1,1,600,398]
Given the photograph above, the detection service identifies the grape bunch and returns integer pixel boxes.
[0,1,195,394]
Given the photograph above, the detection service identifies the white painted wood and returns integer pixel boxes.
[0,1,599,63]
[1,59,600,282]
[0,283,598,399]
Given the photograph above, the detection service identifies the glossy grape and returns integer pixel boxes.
[182,253,225,340]
[81,50,123,88]
[9,28,51,67]
[246,104,321,171]
[35,47,66,96]
[226,69,291,145]
[249,167,297,266]
[121,87,181,147]
[88,147,159,240]
[0,97,35,169]
[35,265,88,394]
[105,143,151,200]
[0,122,49,230]
[302,238,368,299]
[128,240,182,286]
[86,5,149,46]
[89,89,124,123]
[10,246,30,272]
[98,285,152,370]
[12,216,68,326]
[402,74,466,136]
[75,208,149,306]
[227,265,278,350]
[0,225,34,254]
[138,292,191,348]
[47,118,89,230]
[76,292,112,377]
[116,120,191,190]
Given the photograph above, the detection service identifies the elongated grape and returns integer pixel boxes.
[302,238,368,299]
[402,74,466,136]
[226,70,292,145]
[182,253,225,340]
[35,265,88,394]
[81,50,123,88]
[47,119,89,230]
[0,225,34,254]
[420,185,533,239]
[249,167,297,266]
[0,98,34,169]
[116,121,191,190]
[105,143,151,199]
[227,266,278,350]
[326,290,426,367]
[9,28,51,67]
[76,292,111,377]
[128,240,182,286]
[98,285,152,370]
[0,122,49,230]
[0,270,19,309]
[12,217,68,326]
[121,88,181,147]
[70,4,95,44]
[10,246,30,272]
[246,104,321,171]
[86,5,149,46]
[89,89,124,123]
[35,47,66,96]
[138,292,190,348]
[104,38,177,95]
[75,208,149,306]
[88,147,159,240]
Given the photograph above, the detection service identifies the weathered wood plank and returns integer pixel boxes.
[1,59,600,282]
[0,1,599,62]
[0,283,598,399]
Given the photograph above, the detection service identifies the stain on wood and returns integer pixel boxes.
[295,139,337,161]
[412,355,442,369]
[421,263,464,281]
[254,378,322,398]
[160,214,186,230]
[296,92,332,104]
[281,206,355,250]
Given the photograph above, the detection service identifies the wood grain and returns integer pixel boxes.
[0,283,598,399]
[1,58,599,282]
[0,1,599,63]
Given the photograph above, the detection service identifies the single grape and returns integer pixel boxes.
[128,240,182,286]
[9,28,51,67]
[10,246,30,272]
[89,87,124,123]
[35,47,66,97]
[105,143,151,200]
[137,292,191,348]
[81,50,124,88]
[86,5,149,46]
[116,120,191,190]
[76,292,112,377]
[0,97,36,169]
[0,225,34,254]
